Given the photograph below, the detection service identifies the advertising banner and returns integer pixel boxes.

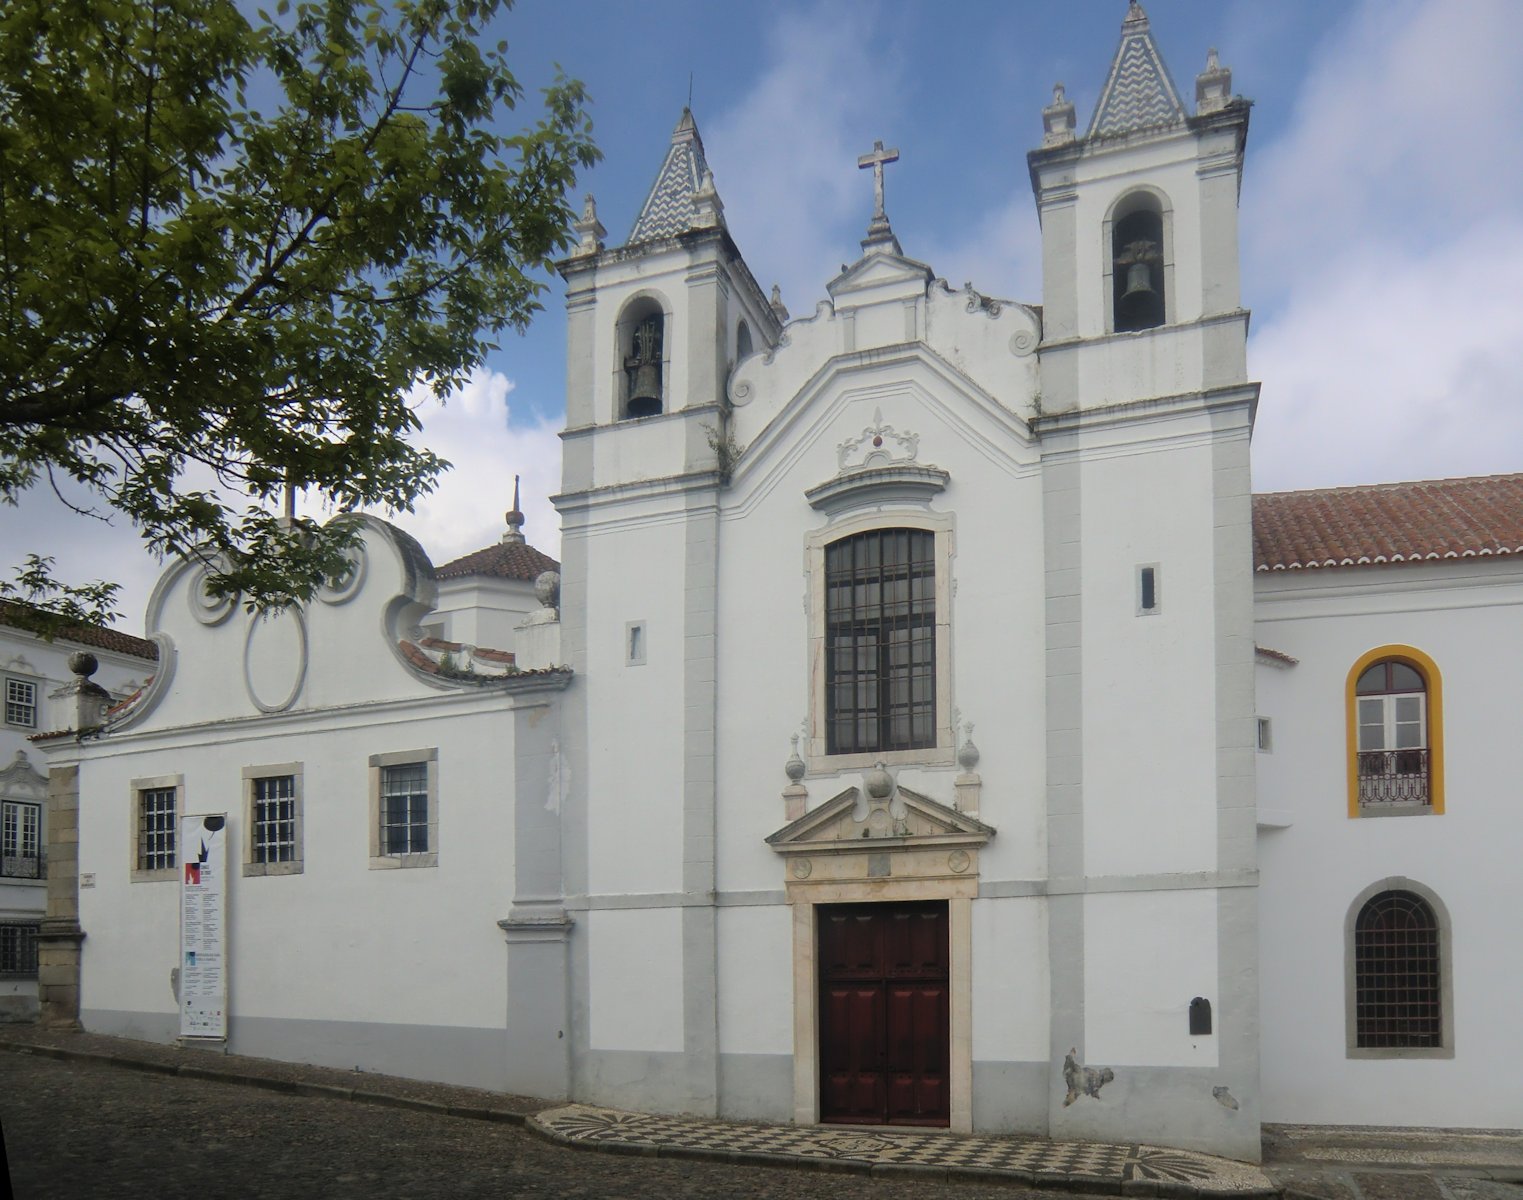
[179,813,228,1041]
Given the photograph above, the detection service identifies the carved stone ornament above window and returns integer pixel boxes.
[837,408,918,472]
[805,463,949,516]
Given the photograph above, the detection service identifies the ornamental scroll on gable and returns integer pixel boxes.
[806,408,949,515]
[766,774,994,893]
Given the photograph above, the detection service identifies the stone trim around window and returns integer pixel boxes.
[241,762,304,877]
[368,748,439,870]
[4,674,39,729]
[129,774,183,883]
[1344,876,1455,1060]
[805,510,956,770]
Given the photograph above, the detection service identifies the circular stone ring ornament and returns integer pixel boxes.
[243,609,309,713]
[791,857,813,880]
[187,565,238,627]
[948,849,971,874]
[317,544,367,605]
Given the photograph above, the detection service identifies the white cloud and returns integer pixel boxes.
[703,3,903,314]
[1244,0,1523,490]
[379,370,563,566]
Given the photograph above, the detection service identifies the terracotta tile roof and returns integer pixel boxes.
[1253,474,1523,572]
[434,540,558,582]
[0,601,158,660]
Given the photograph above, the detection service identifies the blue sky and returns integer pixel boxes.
[9,0,1523,628]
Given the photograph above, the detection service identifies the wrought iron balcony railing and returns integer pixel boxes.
[0,848,44,879]
[1357,749,1430,806]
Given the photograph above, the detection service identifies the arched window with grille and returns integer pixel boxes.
[1346,881,1452,1057]
[1345,645,1444,816]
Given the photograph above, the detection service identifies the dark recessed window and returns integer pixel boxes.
[825,529,936,755]
[1354,890,1442,1049]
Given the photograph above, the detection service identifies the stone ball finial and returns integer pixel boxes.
[68,650,99,678]
[534,570,561,610]
[785,733,806,783]
[864,761,895,801]
[958,722,981,774]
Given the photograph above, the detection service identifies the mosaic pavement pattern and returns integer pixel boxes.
[532,1104,1277,1194]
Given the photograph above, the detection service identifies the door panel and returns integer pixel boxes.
[818,901,949,1126]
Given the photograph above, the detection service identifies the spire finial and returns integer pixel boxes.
[856,139,903,255]
[502,475,526,545]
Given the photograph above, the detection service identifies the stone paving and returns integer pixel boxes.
[533,1103,1277,1193]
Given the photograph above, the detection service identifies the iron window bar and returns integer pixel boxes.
[1354,890,1442,1048]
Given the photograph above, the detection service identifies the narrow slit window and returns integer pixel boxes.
[626,621,646,666]
[1138,565,1160,615]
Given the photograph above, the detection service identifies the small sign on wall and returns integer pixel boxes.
[180,814,228,1042]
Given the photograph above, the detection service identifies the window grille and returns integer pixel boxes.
[1,801,42,879]
[251,776,298,864]
[5,678,36,728]
[0,921,39,978]
[380,763,429,855]
[138,787,177,871]
[825,529,936,755]
[1354,890,1441,1048]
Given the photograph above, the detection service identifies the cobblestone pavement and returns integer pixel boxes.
[0,1051,1082,1200]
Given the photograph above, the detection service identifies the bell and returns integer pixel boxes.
[627,360,662,418]
[1122,261,1155,299]
[1116,261,1163,331]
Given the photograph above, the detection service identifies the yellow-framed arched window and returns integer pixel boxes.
[1345,645,1443,817]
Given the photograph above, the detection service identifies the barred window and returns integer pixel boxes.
[251,776,298,864]
[5,678,36,728]
[138,788,177,872]
[380,763,429,856]
[1354,890,1441,1049]
[825,529,936,755]
[0,922,38,978]
[2,801,42,879]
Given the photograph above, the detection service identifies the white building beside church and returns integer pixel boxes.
[34,3,1523,1162]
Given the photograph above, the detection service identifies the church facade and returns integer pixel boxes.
[35,4,1522,1163]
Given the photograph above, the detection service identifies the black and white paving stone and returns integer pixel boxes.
[532,1104,1279,1194]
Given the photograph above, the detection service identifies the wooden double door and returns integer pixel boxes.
[817,900,950,1126]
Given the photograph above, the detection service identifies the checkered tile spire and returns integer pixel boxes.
[626,108,720,245]
[1087,2,1186,139]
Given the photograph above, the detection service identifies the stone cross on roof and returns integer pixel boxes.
[857,139,902,255]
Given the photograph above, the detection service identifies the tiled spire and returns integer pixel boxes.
[1087,2,1187,139]
[626,108,723,245]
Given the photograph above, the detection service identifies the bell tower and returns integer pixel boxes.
[1028,1,1251,412]
[551,109,779,1117]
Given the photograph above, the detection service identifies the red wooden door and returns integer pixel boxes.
[818,901,949,1125]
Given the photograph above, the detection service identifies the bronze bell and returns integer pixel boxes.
[627,361,662,418]
[1122,261,1155,299]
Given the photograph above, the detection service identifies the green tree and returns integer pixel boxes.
[0,0,596,629]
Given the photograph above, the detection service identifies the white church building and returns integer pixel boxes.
[34,4,1523,1162]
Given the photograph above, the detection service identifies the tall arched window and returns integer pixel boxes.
[824,529,936,755]
[1352,889,1443,1051]
[1345,646,1443,816]
[1111,193,1166,332]
[736,320,753,361]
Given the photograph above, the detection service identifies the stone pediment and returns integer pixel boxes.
[766,785,993,855]
[826,251,933,307]
[0,750,47,800]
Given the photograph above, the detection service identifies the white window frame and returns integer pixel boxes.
[806,511,956,769]
[4,676,38,728]
[130,774,183,882]
[242,763,304,877]
[1,800,41,879]
[368,749,438,870]
[1357,692,1426,754]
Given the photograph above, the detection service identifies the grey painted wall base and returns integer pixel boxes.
[972,1060,1050,1135]
[85,1008,511,1093]
[718,1052,793,1123]
[1048,1062,1261,1163]
[577,1048,719,1116]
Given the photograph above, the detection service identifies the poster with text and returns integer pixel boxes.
[179,813,227,1040]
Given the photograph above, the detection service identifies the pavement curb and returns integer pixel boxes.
[0,1039,529,1129]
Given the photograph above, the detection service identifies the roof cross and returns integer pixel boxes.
[857,139,900,223]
